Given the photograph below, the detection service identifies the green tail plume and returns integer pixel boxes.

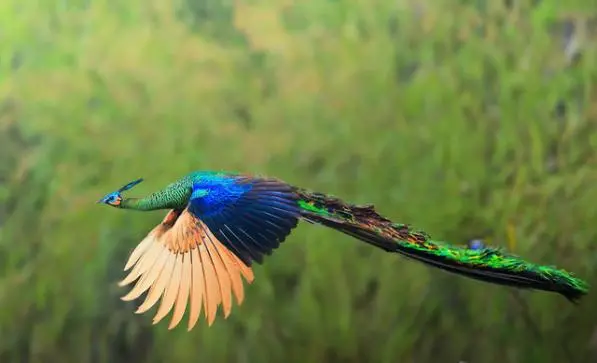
[294,189,589,302]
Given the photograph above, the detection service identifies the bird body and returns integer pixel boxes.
[98,170,589,330]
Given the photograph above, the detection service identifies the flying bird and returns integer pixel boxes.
[98,171,588,330]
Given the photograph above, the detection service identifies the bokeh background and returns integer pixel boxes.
[2,0,597,362]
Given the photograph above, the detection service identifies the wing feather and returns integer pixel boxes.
[188,246,204,331]
[120,240,163,288]
[203,232,233,318]
[169,254,192,329]
[118,208,254,330]
[136,252,176,314]
[122,246,169,301]
[198,243,220,325]
[124,235,154,271]
[214,239,245,305]
[153,253,183,324]
[190,177,302,266]
[201,220,254,302]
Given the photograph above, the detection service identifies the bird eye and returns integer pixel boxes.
[103,194,119,204]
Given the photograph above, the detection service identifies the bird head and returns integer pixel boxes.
[97,178,144,207]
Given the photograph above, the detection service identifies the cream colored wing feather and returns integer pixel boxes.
[118,208,254,330]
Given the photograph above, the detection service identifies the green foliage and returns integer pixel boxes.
[1,0,597,362]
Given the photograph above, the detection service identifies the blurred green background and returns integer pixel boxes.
[1,0,597,362]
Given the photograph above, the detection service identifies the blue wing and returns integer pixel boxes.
[188,175,301,265]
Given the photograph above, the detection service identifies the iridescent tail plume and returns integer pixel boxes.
[295,189,589,302]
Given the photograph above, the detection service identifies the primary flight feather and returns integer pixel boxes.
[98,170,589,330]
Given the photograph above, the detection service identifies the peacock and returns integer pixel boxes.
[98,171,589,330]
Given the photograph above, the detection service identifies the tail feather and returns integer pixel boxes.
[295,189,589,303]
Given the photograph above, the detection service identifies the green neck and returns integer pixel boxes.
[119,187,189,211]
[120,198,168,211]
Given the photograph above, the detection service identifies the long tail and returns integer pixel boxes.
[294,189,589,303]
